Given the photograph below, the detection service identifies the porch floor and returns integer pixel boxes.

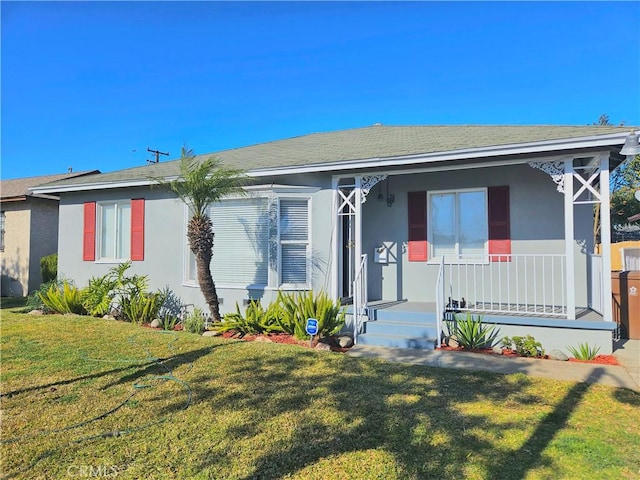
[364,300,611,330]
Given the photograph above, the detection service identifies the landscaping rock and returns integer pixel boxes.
[548,349,569,361]
[202,330,221,337]
[448,336,459,348]
[314,342,331,351]
[150,319,162,328]
[336,335,354,348]
[253,336,273,343]
[28,309,43,315]
[492,346,503,355]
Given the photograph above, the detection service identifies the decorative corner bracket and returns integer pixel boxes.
[528,161,564,193]
[361,175,388,203]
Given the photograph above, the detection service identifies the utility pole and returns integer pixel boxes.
[147,147,169,164]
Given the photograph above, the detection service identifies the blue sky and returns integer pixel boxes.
[2,1,639,180]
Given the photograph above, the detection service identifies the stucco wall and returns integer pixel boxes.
[361,163,594,307]
[58,175,335,315]
[57,161,596,315]
[1,203,31,296]
[28,198,60,293]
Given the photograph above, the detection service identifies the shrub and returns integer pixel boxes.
[183,308,206,334]
[40,254,58,283]
[120,290,167,325]
[82,262,168,324]
[567,342,601,360]
[449,313,499,350]
[81,262,134,317]
[159,314,179,331]
[38,280,86,315]
[82,274,118,317]
[501,335,545,358]
[274,290,345,340]
[26,280,58,312]
[218,300,284,336]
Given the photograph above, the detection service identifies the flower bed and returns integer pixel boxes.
[437,345,619,365]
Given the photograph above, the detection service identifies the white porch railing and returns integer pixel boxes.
[588,253,603,315]
[434,256,445,348]
[352,254,368,345]
[442,254,568,318]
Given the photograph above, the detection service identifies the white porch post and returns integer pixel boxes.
[564,159,576,320]
[599,154,613,322]
[330,177,340,301]
[354,176,363,268]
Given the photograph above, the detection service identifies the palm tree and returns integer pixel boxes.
[157,147,248,322]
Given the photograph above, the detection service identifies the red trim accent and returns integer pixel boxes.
[488,186,511,262]
[83,202,96,261]
[130,199,145,261]
[408,191,428,261]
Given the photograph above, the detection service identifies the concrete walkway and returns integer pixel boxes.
[348,340,640,392]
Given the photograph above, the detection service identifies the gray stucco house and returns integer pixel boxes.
[31,125,638,354]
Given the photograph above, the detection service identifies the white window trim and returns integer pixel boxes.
[95,200,131,264]
[278,195,312,289]
[182,193,313,290]
[427,187,489,264]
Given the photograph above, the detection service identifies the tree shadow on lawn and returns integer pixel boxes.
[182,346,639,480]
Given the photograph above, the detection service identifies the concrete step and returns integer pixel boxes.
[364,320,439,339]
[370,309,438,324]
[357,332,437,350]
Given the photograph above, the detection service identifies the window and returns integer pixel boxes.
[98,202,131,260]
[84,200,144,262]
[184,196,311,288]
[429,189,487,258]
[0,211,5,251]
[279,199,309,285]
[208,197,269,285]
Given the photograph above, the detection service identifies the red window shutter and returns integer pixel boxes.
[83,202,96,261]
[408,191,428,261]
[488,186,511,262]
[131,199,145,261]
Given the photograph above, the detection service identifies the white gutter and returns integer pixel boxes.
[30,130,634,194]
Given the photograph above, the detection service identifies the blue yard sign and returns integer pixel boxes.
[306,318,318,336]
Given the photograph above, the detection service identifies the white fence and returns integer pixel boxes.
[442,254,568,318]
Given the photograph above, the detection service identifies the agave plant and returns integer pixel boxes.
[449,313,498,350]
[567,342,601,361]
[275,290,345,340]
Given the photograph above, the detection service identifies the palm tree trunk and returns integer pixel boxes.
[195,253,221,322]
[188,215,221,322]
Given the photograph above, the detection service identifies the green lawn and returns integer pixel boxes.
[1,306,639,479]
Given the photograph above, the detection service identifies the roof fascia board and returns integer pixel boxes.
[30,179,159,194]
[245,184,321,194]
[0,196,27,203]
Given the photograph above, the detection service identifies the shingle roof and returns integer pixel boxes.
[34,125,633,190]
[1,171,100,199]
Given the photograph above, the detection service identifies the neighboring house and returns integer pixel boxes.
[1,171,99,296]
[31,125,638,354]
